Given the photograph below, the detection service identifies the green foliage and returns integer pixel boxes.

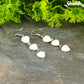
[0,0,84,28]
[29,0,84,27]
[64,7,84,23]
[46,5,65,27]
[81,0,84,3]
[32,1,42,21]
[48,0,68,6]
[30,0,65,27]
[0,0,24,25]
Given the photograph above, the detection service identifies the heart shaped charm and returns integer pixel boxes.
[29,43,38,51]
[43,35,52,42]
[21,36,30,44]
[37,51,45,58]
[61,45,70,52]
[51,39,60,46]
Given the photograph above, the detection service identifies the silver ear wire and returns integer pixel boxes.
[14,34,24,37]
[31,33,43,38]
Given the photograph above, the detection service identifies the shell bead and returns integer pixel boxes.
[37,51,45,58]
[61,45,70,52]
[43,35,52,42]
[29,43,38,51]
[51,39,60,46]
[21,36,30,44]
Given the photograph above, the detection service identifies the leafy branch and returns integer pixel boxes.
[0,0,84,28]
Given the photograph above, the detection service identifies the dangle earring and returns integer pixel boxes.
[31,33,71,52]
[13,33,46,59]
[20,34,45,58]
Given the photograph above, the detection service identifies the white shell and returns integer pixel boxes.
[61,45,70,52]
[51,39,60,46]
[43,35,52,42]
[29,43,38,51]
[21,36,30,43]
[37,51,45,58]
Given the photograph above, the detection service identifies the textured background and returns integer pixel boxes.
[0,19,84,84]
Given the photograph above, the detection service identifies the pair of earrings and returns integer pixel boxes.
[20,34,70,59]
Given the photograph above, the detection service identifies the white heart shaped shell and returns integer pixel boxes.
[61,45,70,52]
[37,51,45,58]
[43,35,52,42]
[29,43,38,51]
[51,39,60,46]
[21,36,30,44]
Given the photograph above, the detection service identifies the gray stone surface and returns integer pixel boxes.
[0,19,84,84]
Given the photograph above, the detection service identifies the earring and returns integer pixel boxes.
[31,33,71,52]
[20,35,45,58]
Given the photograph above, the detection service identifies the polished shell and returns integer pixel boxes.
[37,51,45,58]
[43,35,52,42]
[29,43,38,50]
[21,36,30,43]
[51,39,60,46]
[61,45,70,52]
